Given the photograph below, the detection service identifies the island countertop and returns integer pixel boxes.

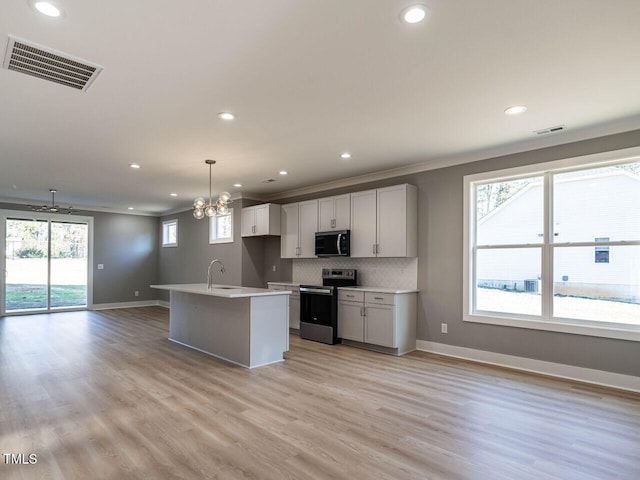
[150,283,291,298]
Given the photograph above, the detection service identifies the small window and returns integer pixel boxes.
[595,237,610,263]
[162,219,178,247]
[210,209,233,244]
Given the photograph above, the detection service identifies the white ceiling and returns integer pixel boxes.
[1,0,640,215]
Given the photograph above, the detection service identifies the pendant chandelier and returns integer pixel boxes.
[30,188,76,215]
[193,160,232,219]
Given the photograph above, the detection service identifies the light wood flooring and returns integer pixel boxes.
[1,307,638,479]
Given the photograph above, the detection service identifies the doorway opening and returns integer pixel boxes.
[1,211,92,315]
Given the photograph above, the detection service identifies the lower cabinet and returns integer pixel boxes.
[338,289,416,355]
[267,283,300,333]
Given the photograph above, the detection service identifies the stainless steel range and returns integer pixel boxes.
[299,268,357,344]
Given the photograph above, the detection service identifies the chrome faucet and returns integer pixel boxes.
[206,259,226,289]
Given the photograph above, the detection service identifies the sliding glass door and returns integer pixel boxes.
[1,211,92,315]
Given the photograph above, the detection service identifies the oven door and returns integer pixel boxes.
[300,286,334,325]
[299,286,338,344]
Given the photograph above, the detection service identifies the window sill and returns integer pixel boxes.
[463,312,640,342]
[209,238,233,245]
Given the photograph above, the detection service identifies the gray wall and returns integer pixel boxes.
[0,203,159,306]
[270,129,640,377]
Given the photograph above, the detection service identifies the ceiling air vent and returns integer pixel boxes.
[534,125,565,135]
[2,35,103,91]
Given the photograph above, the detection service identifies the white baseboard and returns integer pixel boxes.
[92,300,162,310]
[416,340,640,393]
[159,300,169,308]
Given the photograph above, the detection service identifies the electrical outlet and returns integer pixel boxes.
[134,291,139,297]
[97,264,104,270]
[441,323,448,334]
[272,265,277,272]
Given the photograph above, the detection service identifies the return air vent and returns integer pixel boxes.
[534,125,565,135]
[2,35,103,91]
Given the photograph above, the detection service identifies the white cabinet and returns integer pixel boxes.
[241,203,281,237]
[338,290,365,341]
[268,283,300,333]
[318,194,350,231]
[350,184,417,258]
[280,200,318,258]
[338,289,417,355]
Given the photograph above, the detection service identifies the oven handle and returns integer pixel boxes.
[300,287,333,295]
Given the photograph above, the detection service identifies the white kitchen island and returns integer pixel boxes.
[150,284,291,368]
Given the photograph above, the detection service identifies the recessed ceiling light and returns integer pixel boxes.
[504,105,528,115]
[129,163,141,169]
[218,112,235,120]
[279,170,288,176]
[340,152,352,159]
[32,1,62,17]
[170,193,178,197]
[233,183,242,188]
[127,207,134,210]
[400,4,429,24]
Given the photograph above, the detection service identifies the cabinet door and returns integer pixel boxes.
[318,197,335,231]
[241,206,256,237]
[333,194,351,230]
[338,301,364,341]
[377,185,407,257]
[365,304,396,347]
[298,200,318,258]
[350,190,377,257]
[281,204,299,258]
[289,295,301,330]
[254,204,270,235]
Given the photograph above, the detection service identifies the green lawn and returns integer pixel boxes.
[5,284,87,311]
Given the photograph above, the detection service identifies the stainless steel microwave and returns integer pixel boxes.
[315,230,350,257]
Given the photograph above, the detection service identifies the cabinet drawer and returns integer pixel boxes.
[365,292,395,305]
[339,290,364,302]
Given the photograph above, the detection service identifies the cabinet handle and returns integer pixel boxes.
[346,294,354,298]
[360,306,365,316]
[376,244,379,254]
[374,296,384,300]
[372,244,376,255]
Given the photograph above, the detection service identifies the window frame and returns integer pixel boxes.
[463,146,640,342]
[209,209,234,244]
[162,219,178,248]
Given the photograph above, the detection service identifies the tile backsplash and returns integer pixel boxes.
[292,257,417,289]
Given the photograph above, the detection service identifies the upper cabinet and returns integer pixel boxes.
[281,200,318,258]
[241,203,281,237]
[351,184,417,258]
[318,194,350,231]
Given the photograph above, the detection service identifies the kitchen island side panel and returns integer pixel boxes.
[169,291,251,367]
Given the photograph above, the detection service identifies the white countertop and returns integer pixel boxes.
[338,286,419,294]
[267,281,302,287]
[267,281,418,294]
[151,283,291,298]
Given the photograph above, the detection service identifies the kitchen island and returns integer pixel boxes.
[150,284,291,368]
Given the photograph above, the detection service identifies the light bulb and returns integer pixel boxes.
[193,208,205,219]
[218,191,231,203]
[401,5,429,24]
[193,197,206,208]
[216,203,229,215]
[204,205,216,217]
[34,1,61,17]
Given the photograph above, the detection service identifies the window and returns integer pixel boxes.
[464,148,640,341]
[162,219,177,247]
[594,237,610,263]
[209,209,233,244]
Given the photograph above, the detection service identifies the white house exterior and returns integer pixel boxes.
[477,170,640,302]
